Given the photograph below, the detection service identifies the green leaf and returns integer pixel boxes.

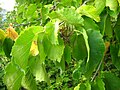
[74,84,80,90]
[4,62,24,90]
[106,0,118,12]
[49,8,84,25]
[104,14,113,38]
[118,0,120,6]
[78,27,90,62]
[91,77,105,90]
[37,33,46,64]
[25,4,37,18]
[94,0,106,15]
[79,83,86,90]
[59,57,65,71]
[45,21,59,45]
[35,64,49,82]
[71,34,87,61]
[3,38,14,58]
[98,13,108,35]
[21,69,37,90]
[83,17,99,31]
[43,36,64,62]
[77,5,100,22]
[63,45,71,64]
[73,64,82,80]
[41,6,50,25]
[0,29,6,44]
[4,26,44,90]
[85,30,105,78]
[99,13,113,38]
[114,14,120,42]
[17,4,25,14]
[11,26,43,70]
[29,56,50,85]
[106,0,118,18]
[110,43,120,70]
[60,0,72,7]
[73,60,86,80]
[79,81,91,90]
[103,72,120,90]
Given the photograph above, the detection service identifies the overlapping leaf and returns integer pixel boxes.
[77,5,100,22]
[106,0,118,18]
[43,35,64,62]
[106,0,118,12]
[71,34,87,61]
[83,17,99,31]
[45,21,59,45]
[49,8,84,25]
[3,62,24,90]
[12,26,43,69]
[4,26,44,90]
[94,0,106,15]
[22,69,37,90]
[85,30,105,78]
[28,56,50,84]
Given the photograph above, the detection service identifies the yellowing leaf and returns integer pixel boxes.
[6,24,18,40]
[30,41,39,56]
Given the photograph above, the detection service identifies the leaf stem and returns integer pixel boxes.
[91,59,103,82]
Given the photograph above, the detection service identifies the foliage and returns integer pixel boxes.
[0,0,120,90]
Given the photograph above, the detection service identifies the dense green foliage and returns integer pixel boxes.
[0,0,120,90]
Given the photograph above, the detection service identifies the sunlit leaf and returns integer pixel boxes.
[45,21,59,45]
[94,0,106,15]
[49,8,84,25]
[106,0,118,12]
[106,0,118,18]
[118,0,120,6]
[11,26,43,69]
[25,4,37,18]
[77,5,100,22]
[74,84,80,90]
[0,29,6,44]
